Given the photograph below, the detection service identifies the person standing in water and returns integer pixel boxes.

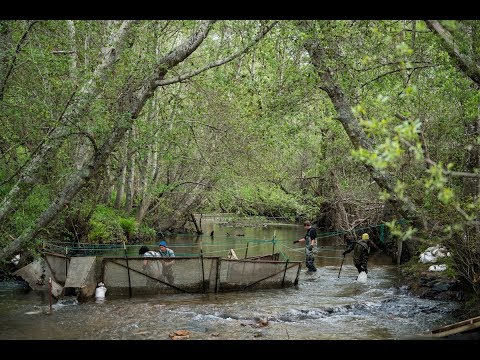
[342,232,379,277]
[293,220,317,272]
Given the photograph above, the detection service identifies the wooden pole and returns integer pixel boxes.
[48,277,53,314]
[338,254,345,278]
[124,242,132,297]
[215,257,221,293]
[272,231,276,256]
[64,246,68,280]
[281,259,289,287]
[200,248,206,293]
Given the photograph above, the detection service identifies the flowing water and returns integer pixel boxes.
[0,216,462,340]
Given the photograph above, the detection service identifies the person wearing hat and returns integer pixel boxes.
[157,240,175,283]
[342,233,379,275]
[158,240,175,257]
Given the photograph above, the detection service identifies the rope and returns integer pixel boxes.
[40,220,401,258]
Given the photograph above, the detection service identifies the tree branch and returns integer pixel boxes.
[0,20,39,100]
[425,20,480,86]
[395,114,480,179]
[155,21,278,87]
[361,65,437,89]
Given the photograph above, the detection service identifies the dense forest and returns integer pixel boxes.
[1,20,479,294]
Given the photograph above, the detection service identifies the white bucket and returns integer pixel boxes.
[357,271,368,283]
[95,282,107,299]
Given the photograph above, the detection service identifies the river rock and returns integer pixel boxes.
[169,330,191,340]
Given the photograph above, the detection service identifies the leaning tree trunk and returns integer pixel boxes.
[161,180,209,231]
[0,20,216,263]
[0,20,136,225]
[296,20,422,227]
[425,20,480,87]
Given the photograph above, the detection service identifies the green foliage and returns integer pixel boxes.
[138,225,156,238]
[87,205,138,243]
[119,217,138,238]
[2,20,480,299]
[386,219,417,242]
[11,186,51,234]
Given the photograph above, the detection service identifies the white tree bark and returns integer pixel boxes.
[0,20,215,262]
[66,20,78,83]
[0,20,137,224]
[124,127,136,213]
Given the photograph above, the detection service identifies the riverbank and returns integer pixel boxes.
[397,259,480,322]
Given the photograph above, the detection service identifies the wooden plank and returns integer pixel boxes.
[14,258,52,291]
[432,316,480,337]
[64,256,96,288]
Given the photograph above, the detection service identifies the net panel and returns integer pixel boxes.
[219,259,301,291]
[102,256,220,295]
[45,253,68,283]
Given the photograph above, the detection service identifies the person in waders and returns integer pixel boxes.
[139,245,162,286]
[293,220,317,272]
[157,240,175,283]
[342,232,379,281]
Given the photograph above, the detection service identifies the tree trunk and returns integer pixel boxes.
[0,20,215,263]
[190,213,203,234]
[397,239,403,265]
[66,20,78,83]
[330,169,350,232]
[124,128,136,213]
[114,136,127,209]
[297,20,422,227]
[67,20,90,172]
[425,20,480,86]
[102,164,114,204]
[0,20,136,224]
[0,21,12,101]
[114,163,126,209]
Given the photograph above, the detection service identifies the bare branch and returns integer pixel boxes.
[361,65,437,89]
[51,50,76,55]
[68,131,98,155]
[395,114,480,179]
[155,21,279,87]
[0,20,39,100]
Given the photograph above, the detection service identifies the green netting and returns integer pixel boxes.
[37,220,404,296]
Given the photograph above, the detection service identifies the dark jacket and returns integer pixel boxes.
[344,240,370,272]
